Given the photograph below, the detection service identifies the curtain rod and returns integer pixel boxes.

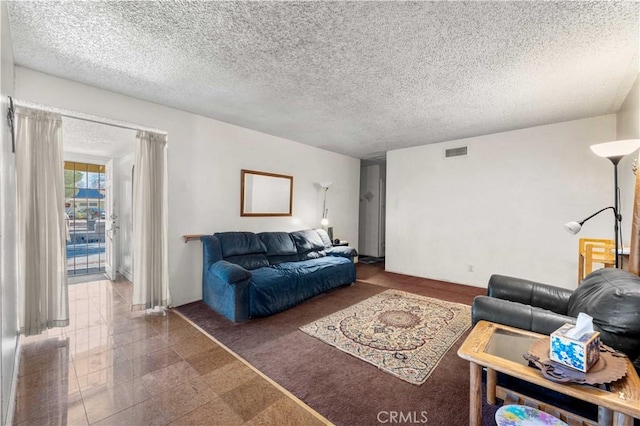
[7,96,168,151]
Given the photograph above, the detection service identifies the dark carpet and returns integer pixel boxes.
[177,263,499,425]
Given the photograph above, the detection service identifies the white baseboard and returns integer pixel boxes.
[118,268,133,283]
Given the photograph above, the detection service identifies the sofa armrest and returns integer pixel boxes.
[472,296,576,336]
[327,246,358,260]
[488,274,572,315]
[202,260,251,322]
[210,260,251,284]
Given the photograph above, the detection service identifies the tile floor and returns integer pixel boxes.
[13,277,328,425]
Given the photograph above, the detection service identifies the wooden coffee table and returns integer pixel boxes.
[457,321,640,426]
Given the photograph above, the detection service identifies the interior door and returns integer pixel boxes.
[104,159,117,280]
[378,178,385,257]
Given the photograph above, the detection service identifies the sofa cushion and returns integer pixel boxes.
[259,232,297,256]
[568,268,640,336]
[299,250,327,260]
[290,229,326,260]
[214,232,266,257]
[249,257,356,317]
[225,254,269,270]
[291,229,325,252]
[314,228,333,249]
[266,254,301,265]
[328,246,358,259]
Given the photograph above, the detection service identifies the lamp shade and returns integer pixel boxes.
[319,181,333,190]
[590,139,640,164]
[320,218,329,226]
[564,221,582,235]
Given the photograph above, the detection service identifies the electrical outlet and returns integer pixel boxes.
[467,264,474,272]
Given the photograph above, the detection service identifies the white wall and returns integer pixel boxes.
[15,67,361,305]
[617,75,640,141]
[386,115,618,290]
[0,3,18,425]
[63,151,111,166]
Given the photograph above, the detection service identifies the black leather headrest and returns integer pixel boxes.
[568,269,640,335]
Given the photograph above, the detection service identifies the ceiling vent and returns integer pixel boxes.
[444,146,468,159]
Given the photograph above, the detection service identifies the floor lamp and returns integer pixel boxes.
[587,139,640,268]
[319,181,333,228]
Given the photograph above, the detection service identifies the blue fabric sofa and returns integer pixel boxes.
[200,229,357,322]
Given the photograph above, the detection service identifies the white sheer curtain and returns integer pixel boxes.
[132,130,170,311]
[15,106,69,336]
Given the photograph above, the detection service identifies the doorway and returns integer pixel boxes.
[62,116,137,284]
[64,161,106,277]
[358,161,386,260]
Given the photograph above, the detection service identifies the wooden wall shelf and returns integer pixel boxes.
[183,234,203,243]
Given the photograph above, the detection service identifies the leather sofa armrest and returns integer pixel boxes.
[209,260,251,285]
[488,274,572,315]
[202,260,251,322]
[327,246,358,259]
[472,296,576,336]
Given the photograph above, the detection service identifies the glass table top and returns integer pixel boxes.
[485,328,540,365]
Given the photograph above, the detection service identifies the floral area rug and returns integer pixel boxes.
[299,289,471,385]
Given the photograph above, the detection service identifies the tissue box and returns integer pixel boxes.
[550,323,600,372]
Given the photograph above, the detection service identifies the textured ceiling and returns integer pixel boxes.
[7,1,640,160]
[62,117,137,159]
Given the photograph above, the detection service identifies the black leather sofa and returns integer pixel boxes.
[472,268,640,371]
